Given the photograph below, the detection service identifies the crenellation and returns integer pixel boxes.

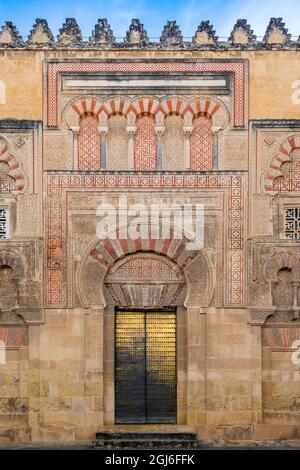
[160,20,184,47]
[28,19,54,45]
[0,21,23,47]
[193,21,218,46]
[57,18,82,46]
[89,19,115,46]
[0,17,299,49]
[124,19,149,47]
[263,17,291,45]
[229,19,256,46]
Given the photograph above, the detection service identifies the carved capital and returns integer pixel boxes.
[70,125,80,135]
[126,126,137,138]
[248,308,274,325]
[97,125,108,137]
[154,126,165,138]
[183,126,193,137]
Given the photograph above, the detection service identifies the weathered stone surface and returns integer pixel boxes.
[229,19,256,45]
[57,18,82,45]
[28,19,54,45]
[0,22,23,47]
[193,21,218,45]
[263,17,291,45]
[124,19,149,46]
[89,19,115,46]
[160,21,183,47]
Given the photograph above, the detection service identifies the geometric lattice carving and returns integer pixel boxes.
[0,137,26,193]
[134,115,157,170]
[190,117,214,170]
[0,209,8,239]
[47,173,244,306]
[285,208,300,240]
[273,148,300,192]
[77,114,101,170]
[47,61,245,127]
[0,162,15,193]
[112,257,183,280]
[105,254,186,307]
[264,137,300,192]
[0,175,15,194]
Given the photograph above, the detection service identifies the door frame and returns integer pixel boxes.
[114,307,177,425]
[103,304,187,426]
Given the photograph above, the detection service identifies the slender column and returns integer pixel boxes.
[70,126,80,170]
[211,126,221,169]
[126,126,136,170]
[183,127,193,170]
[98,126,108,169]
[155,126,165,170]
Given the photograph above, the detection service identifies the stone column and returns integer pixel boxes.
[70,126,80,170]
[186,303,206,425]
[83,304,105,437]
[155,126,165,170]
[98,126,108,169]
[126,127,136,170]
[183,127,193,170]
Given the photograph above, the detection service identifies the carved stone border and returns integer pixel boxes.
[45,171,245,308]
[45,59,247,128]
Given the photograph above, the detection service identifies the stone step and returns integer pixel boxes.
[95,431,197,441]
[93,432,200,449]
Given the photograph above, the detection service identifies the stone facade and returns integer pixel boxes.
[0,17,300,445]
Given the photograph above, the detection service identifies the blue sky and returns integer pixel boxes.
[0,0,299,39]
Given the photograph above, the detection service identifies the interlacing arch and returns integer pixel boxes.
[0,250,25,280]
[264,250,299,282]
[98,96,132,124]
[64,96,102,129]
[78,225,213,308]
[264,135,300,192]
[0,136,26,193]
[64,95,229,129]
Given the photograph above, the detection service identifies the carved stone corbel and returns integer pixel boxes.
[247,308,274,325]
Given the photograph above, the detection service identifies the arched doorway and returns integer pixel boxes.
[104,253,186,424]
[79,237,212,427]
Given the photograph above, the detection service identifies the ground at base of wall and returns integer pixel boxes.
[0,442,299,450]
